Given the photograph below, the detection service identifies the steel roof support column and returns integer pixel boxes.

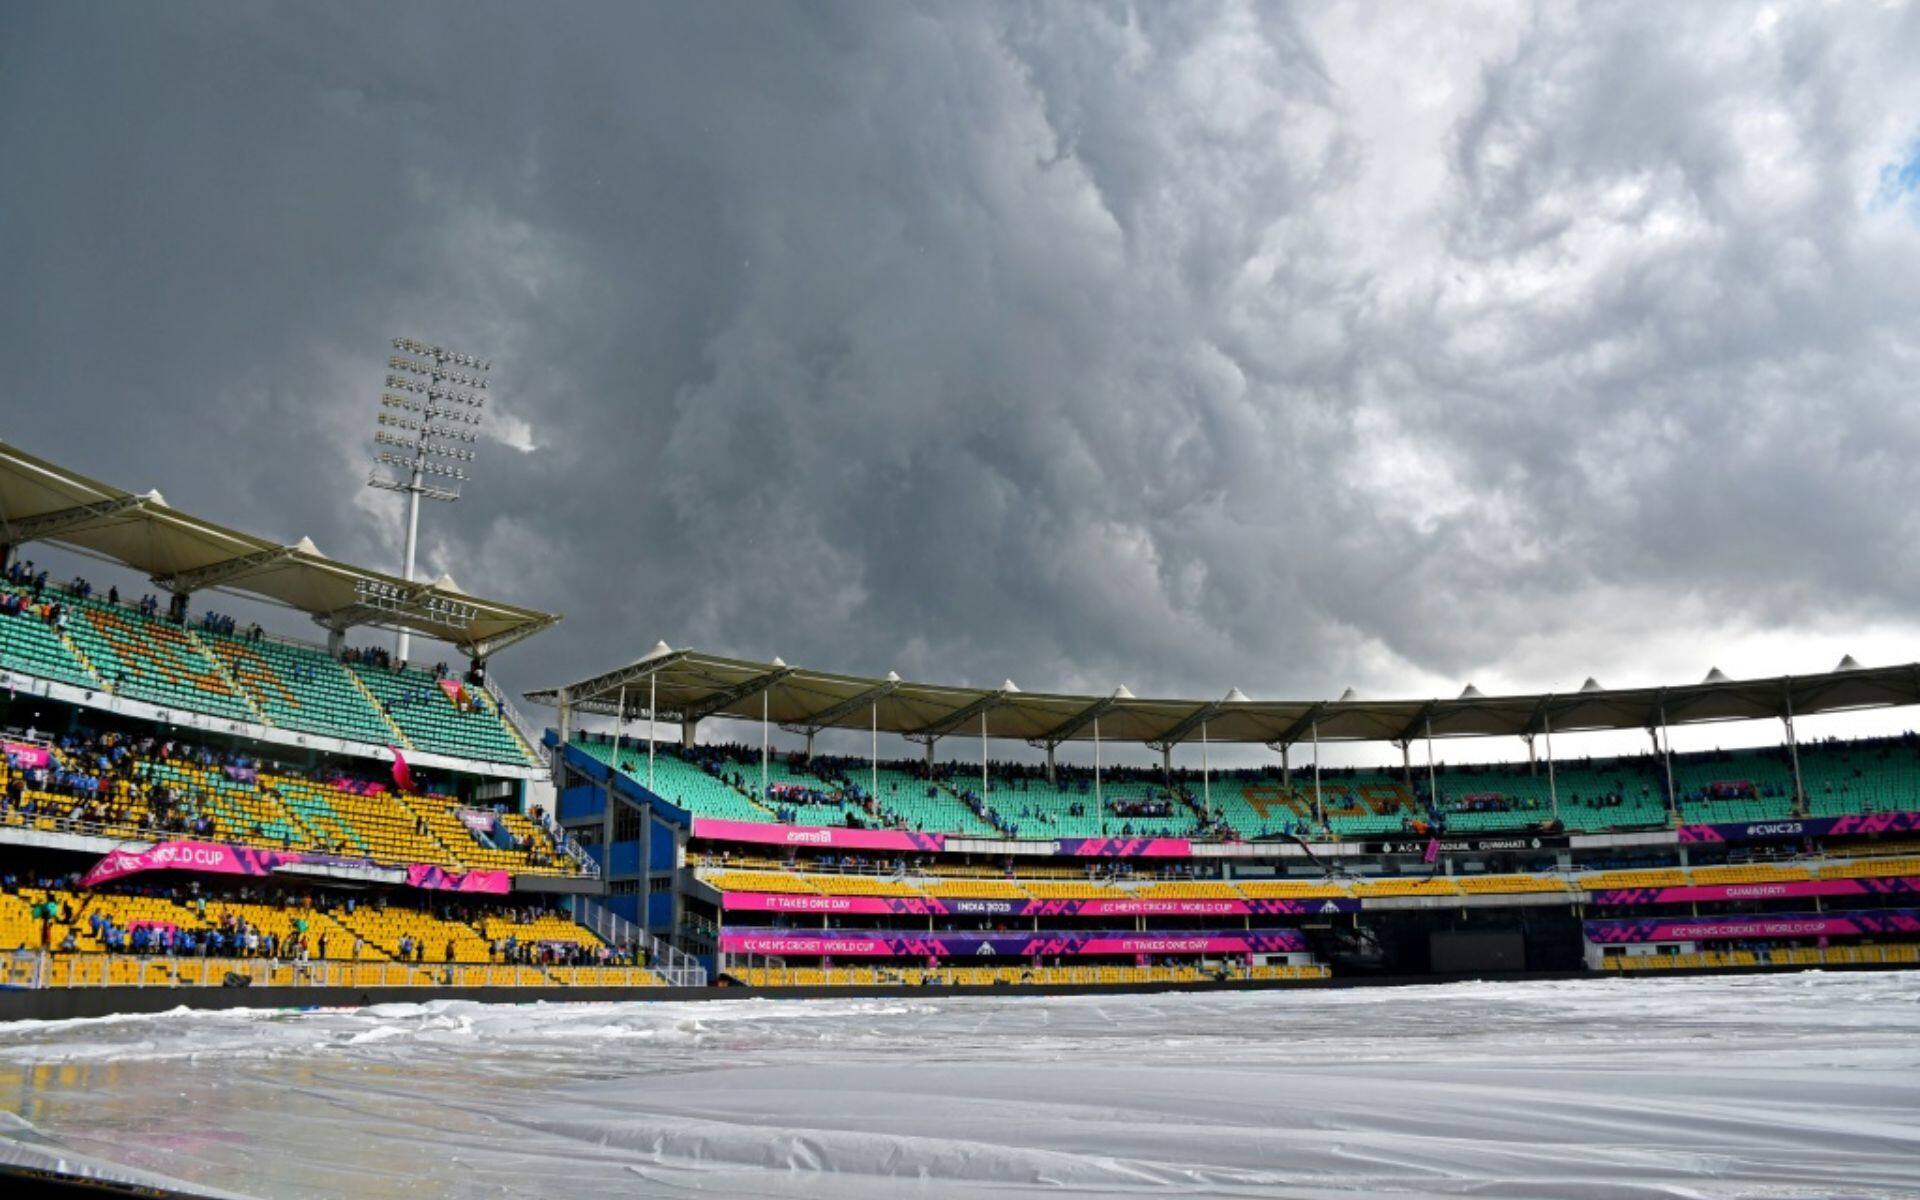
[610,685,627,770]
[1543,705,1559,823]
[980,709,989,804]
[1783,683,1805,817]
[1094,716,1104,834]
[556,686,573,784]
[1311,720,1323,829]
[760,691,769,810]
[1658,700,1677,818]
[1201,721,1211,824]
[648,673,657,791]
[870,702,879,806]
[1401,741,1412,787]
[1425,716,1439,818]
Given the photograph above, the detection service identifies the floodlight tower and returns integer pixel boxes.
[368,336,490,661]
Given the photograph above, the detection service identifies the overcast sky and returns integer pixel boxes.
[3,2,1919,763]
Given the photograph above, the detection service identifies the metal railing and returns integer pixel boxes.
[537,811,599,876]
[0,809,303,851]
[565,895,706,987]
[0,949,675,990]
[483,675,546,759]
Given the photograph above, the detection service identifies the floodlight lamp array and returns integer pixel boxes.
[374,451,466,481]
[391,338,491,374]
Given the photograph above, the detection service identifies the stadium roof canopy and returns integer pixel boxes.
[525,646,1920,748]
[0,438,557,658]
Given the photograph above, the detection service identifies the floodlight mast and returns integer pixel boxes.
[367,336,491,661]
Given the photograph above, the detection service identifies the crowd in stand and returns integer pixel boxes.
[2,560,51,598]
[342,644,397,670]
[2,729,239,838]
[1110,796,1176,819]
[0,724,572,870]
[197,610,264,641]
[0,561,66,630]
[3,871,638,967]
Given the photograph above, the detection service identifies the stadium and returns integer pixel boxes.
[4,434,1918,1196]
[1,434,1917,1018]
[6,5,1920,1197]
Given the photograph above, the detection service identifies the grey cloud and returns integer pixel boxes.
[1,0,1918,737]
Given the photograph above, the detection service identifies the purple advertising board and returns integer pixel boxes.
[1590,877,1920,906]
[1584,909,1920,943]
[1054,837,1194,858]
[719,892,1358,917]
[719,927,1307,958]
[691,817,947,853]
[1677,810,1920,844]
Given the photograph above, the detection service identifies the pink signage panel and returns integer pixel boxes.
[82,839,515,894]
[692,817,946,853]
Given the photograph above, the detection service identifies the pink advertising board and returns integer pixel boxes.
[404,863,511,894]
[82,838,513,894]
[691,817,946,853]
[718,892,1357,917]
[719,928,1306,957]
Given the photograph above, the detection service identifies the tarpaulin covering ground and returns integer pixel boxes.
[0,974,1915,1198]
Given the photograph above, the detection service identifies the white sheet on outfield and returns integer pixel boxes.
[0,974,1915,1199]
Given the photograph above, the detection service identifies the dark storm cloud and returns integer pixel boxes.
[2,0,1918,724]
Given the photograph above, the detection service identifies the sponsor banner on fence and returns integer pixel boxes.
[718,891,1359,917]
[1591,877,1920,906]
[719,927,1308,958]
[691,817,946,853]
[82,840,282,886]
[81,838,511,894]
[1677,811,1920,844]
[1361,834,1569,856]
[1584,908,1920,944]
[1054,837,1193,858]
[404,863,511,894]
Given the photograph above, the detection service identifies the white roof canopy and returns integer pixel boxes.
[0,438,558,659]
[527,647,1920,748]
